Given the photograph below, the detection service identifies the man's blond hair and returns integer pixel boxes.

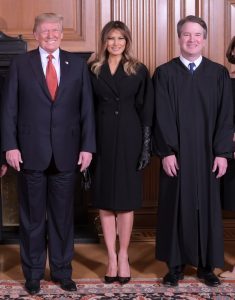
[33,13,63,33]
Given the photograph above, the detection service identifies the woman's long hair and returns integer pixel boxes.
[89,20,140,76]
[226,36,235,64]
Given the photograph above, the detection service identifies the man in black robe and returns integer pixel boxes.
[153,15,234,287]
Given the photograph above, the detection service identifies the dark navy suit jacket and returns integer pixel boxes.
[1,48,96,171]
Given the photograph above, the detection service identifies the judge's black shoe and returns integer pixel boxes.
[52,277,77,291]
[25,279,40,295]
[163,271,184,286]
[197,268,221,287]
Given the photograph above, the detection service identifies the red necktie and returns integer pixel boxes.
[46,54,58,100]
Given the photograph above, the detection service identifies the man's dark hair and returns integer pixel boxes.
[177,15,207,39]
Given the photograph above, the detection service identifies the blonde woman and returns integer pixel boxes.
[89,21,153,284]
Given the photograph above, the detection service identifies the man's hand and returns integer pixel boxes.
[77,151,92,172]
[162,154,179,177]
[0,164,8,177]
[212,157,227,178]
[6,149,23,171]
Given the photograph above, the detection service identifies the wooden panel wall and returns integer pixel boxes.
[0,0,232,71]
[0,0,97,52]
[0,0,234,230]
[99,0,233,72]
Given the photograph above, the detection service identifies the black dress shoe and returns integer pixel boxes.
[118,276,131,284]
[25,279,40,295]
[104,275,118,284]
[52,277,77,291]
[163,271,184,286]
[197,268,221,287]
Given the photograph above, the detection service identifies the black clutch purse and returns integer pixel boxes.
[81,168,91,191]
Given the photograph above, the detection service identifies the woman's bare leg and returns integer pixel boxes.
[99,209,118,277]
[116,211,134,277]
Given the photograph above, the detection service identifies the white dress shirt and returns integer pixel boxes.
[180,55,202,71]
[39,47,60,84]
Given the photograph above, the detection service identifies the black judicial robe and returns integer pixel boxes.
[89,63,153,210]
[221,78,235,211]
[153,57,234,268]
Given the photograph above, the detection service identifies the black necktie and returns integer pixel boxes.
[188,62,195,74]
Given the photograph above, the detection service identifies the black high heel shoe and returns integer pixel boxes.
[117,257,131,284]
[104,275,118,284]
[118,276,131,284]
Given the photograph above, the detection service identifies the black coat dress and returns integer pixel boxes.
[89,63,153,211]
[221,78,235,211]
[153,57,234,268]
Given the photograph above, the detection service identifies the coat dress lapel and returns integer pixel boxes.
[99,62,128,96]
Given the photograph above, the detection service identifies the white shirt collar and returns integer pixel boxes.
[180,55,202,69]
[39,47,60,61]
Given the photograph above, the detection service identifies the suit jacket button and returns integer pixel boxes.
[116,97,119,101]
[115,110,119,115]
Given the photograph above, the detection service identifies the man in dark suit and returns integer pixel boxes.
[1,13,96,295]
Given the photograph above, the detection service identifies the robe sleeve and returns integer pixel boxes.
[152,65,179,157]
[213,67,234,158]
[135,64,154,127]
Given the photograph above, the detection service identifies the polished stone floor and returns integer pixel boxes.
[0,240,234,281]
